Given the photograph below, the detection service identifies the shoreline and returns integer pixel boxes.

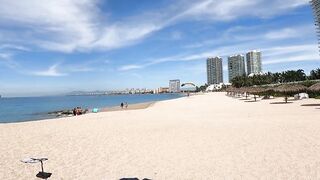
[0,97,182,125]
[0,94,185,124]
[0,101,157,125]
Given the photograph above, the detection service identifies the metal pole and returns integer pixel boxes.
[40,160,44,172]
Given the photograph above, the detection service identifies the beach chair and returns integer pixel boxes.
[21,157,52,179]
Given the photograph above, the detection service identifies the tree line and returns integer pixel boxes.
[231,68,320,88]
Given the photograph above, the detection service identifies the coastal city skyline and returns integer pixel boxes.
[206,50,262,85]
[0,0,319,97]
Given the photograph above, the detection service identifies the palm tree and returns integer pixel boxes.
[310,68,320,80]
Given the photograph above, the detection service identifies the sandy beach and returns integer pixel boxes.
[1,92,320,179]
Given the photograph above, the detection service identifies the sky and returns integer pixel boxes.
[0,0,319,97]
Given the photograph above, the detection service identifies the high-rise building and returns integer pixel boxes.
[246,50,262,75]
[206,57,223,85]
[169,79,181,93]
[228,54,246,82]
[310,0,320,52]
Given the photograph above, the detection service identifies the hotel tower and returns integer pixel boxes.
[169,79,181,93]
[246,50,262,76]
[206,57,223,85]
[228,54,246,82]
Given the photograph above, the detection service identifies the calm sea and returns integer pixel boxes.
[0,94,183,123]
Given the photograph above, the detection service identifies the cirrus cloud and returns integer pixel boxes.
[0,0,309,53]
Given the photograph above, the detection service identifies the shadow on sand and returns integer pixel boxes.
[244,100,259,103]
[120,178,151,180]
[239,98,250,101]
[301,104,320,107]
[270,102,293,104]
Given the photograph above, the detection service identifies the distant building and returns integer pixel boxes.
[310,0,320,52]
[228,54,246,82]
[246,50,262,76]
[157,87,169,93]
[169,79,181,93]
[206,57,223,85]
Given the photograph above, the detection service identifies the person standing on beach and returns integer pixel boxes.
[125,102,128,108]
[120,102,124,109]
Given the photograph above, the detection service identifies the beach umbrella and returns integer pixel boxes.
[239,87,248,93]
[226,86,235,92]
[274,84,306,93]
[232,87,246,98]
[249,87,271,94]
[273,84,307,103]
[239,87,250,99]
[233,87,242,93]
[245,87,265,101]
[308,82,320,92]
[226,86,242,97]
[226,86,236,96]
[260,87,274,99]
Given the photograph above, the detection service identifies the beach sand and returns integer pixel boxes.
[100,102,154,112]
[1,92,320,179]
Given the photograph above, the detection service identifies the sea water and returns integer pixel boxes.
[0,94,183,123]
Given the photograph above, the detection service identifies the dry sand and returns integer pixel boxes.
[1,92,320,179]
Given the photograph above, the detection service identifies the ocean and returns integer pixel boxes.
[0,94,183,123]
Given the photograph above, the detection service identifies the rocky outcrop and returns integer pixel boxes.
[48,109,88,117]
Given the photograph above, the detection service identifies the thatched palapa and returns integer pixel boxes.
[273,84,306,94]
[226,86,235,92]
[273,84,306,103]
[308,82,320,92]
[246,87,267,94]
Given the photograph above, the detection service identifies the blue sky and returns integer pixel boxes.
[0,0,319,97]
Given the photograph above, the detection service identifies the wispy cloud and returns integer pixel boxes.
[262,44,319,65]
[118,65,145,71]
[171,31,183,40]
[0,52,20,70]
[0,0,310,53]
[119,41,319,73]
[31,64,67,77]
[172,0,308,22]
[183,23,315,50]
[264,26,314,40]
[0,44,29,51]
[0,52,12,60]
[119,21,318,72]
